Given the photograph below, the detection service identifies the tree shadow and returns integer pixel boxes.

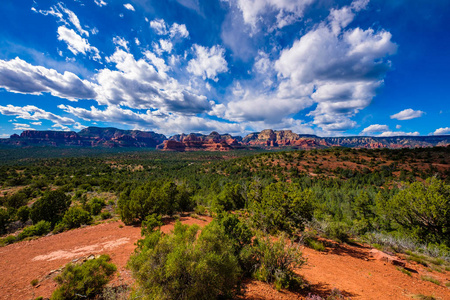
[305,282,357,299]
[327,242,370,260]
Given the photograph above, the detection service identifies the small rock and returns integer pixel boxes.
[369,249,406,267]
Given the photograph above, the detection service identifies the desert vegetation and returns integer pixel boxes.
[0,145,449,298]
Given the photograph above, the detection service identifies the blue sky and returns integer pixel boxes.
[0,0,448,138]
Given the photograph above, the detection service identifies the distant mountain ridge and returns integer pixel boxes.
[4,127,166,148]
[1,127,449,150]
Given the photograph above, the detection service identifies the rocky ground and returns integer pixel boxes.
[0,218,448,300]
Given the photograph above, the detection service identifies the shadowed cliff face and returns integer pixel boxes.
[1,127,449,150]
[4,127,166,148]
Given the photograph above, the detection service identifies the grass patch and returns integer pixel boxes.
[445,282,450,288]
[372,243,383,250]
[306,239,326,252]
[429,265,444,273]
[407,255,428,267]
[396,267,412,276]
[421,276,441,286]
[30,279,39,286]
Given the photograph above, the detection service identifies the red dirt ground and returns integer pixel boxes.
[1,218,449,300]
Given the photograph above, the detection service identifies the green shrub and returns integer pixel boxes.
[244,232,306,290]
[194,205,206,215]
[140,213,163,236]
[324,221,350,242]
[89,198,106,215]
[61,206,92,229]
[306,239,326,252]
[51,254,116,300]
[0,235,16,246]
[30,190,71,226]
[100,211,112,220]
[17,206,30,223]
[17,221,51,240]
[0,207,9,234]
[384,178,449,245]
[249,182,314,235]
[6,192,28,209]
[129,221,241,300]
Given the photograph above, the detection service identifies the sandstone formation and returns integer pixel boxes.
[157,132,243,151]
[1,127,449,151]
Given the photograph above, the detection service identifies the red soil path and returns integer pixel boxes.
[0,219,448,300]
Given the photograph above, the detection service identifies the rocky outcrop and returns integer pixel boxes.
[369,249,406,267]
[242,130,450,149]
[242,129,329,149]
[323,136,450,149]
[6,130,83,147]
[1,127,448,150]
[158,132,242,151]
[2,127,166,148]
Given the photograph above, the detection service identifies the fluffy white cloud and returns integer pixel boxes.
[113,36,130,51]
[59,104,244,136]
[224,0,315,29]
[95,49,210,113]
[52,123,70,131]
[271,5,396,131]
[328,6,355,35]
[0,57,97,100]
[57,26,101,60]
[13,123,35,131]
[124,3,135,11]
[187,45,228,81]
[154,39,173,55]
[217,91,312,124]
[378,131,420,137]
[35,3,89,36]
[390,108,425,120]
[150,19,168,35]
[169,23,189,38]
[432,127,450,135]
[94,0,107,7]
[220,1,396,132]
[150,19,189,39]
[0,104,76,126]
[361,124,389,133]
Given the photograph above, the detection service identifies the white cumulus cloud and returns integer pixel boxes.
[95,49,210,113]
[57,26,101,60]
[390,108,425,120]
[94,0,107,7]
[35,3,89,36]
[124,3,135,11]
[0,104,76,126]
[378,131,420,137]
[187,45,228,82]
[361,124,390,133]
[432,127,450,135]
[0,57,97,100]
[224,0,315,30]
[13,123,35,131]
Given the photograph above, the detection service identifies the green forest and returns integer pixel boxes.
[0,146,449,299]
